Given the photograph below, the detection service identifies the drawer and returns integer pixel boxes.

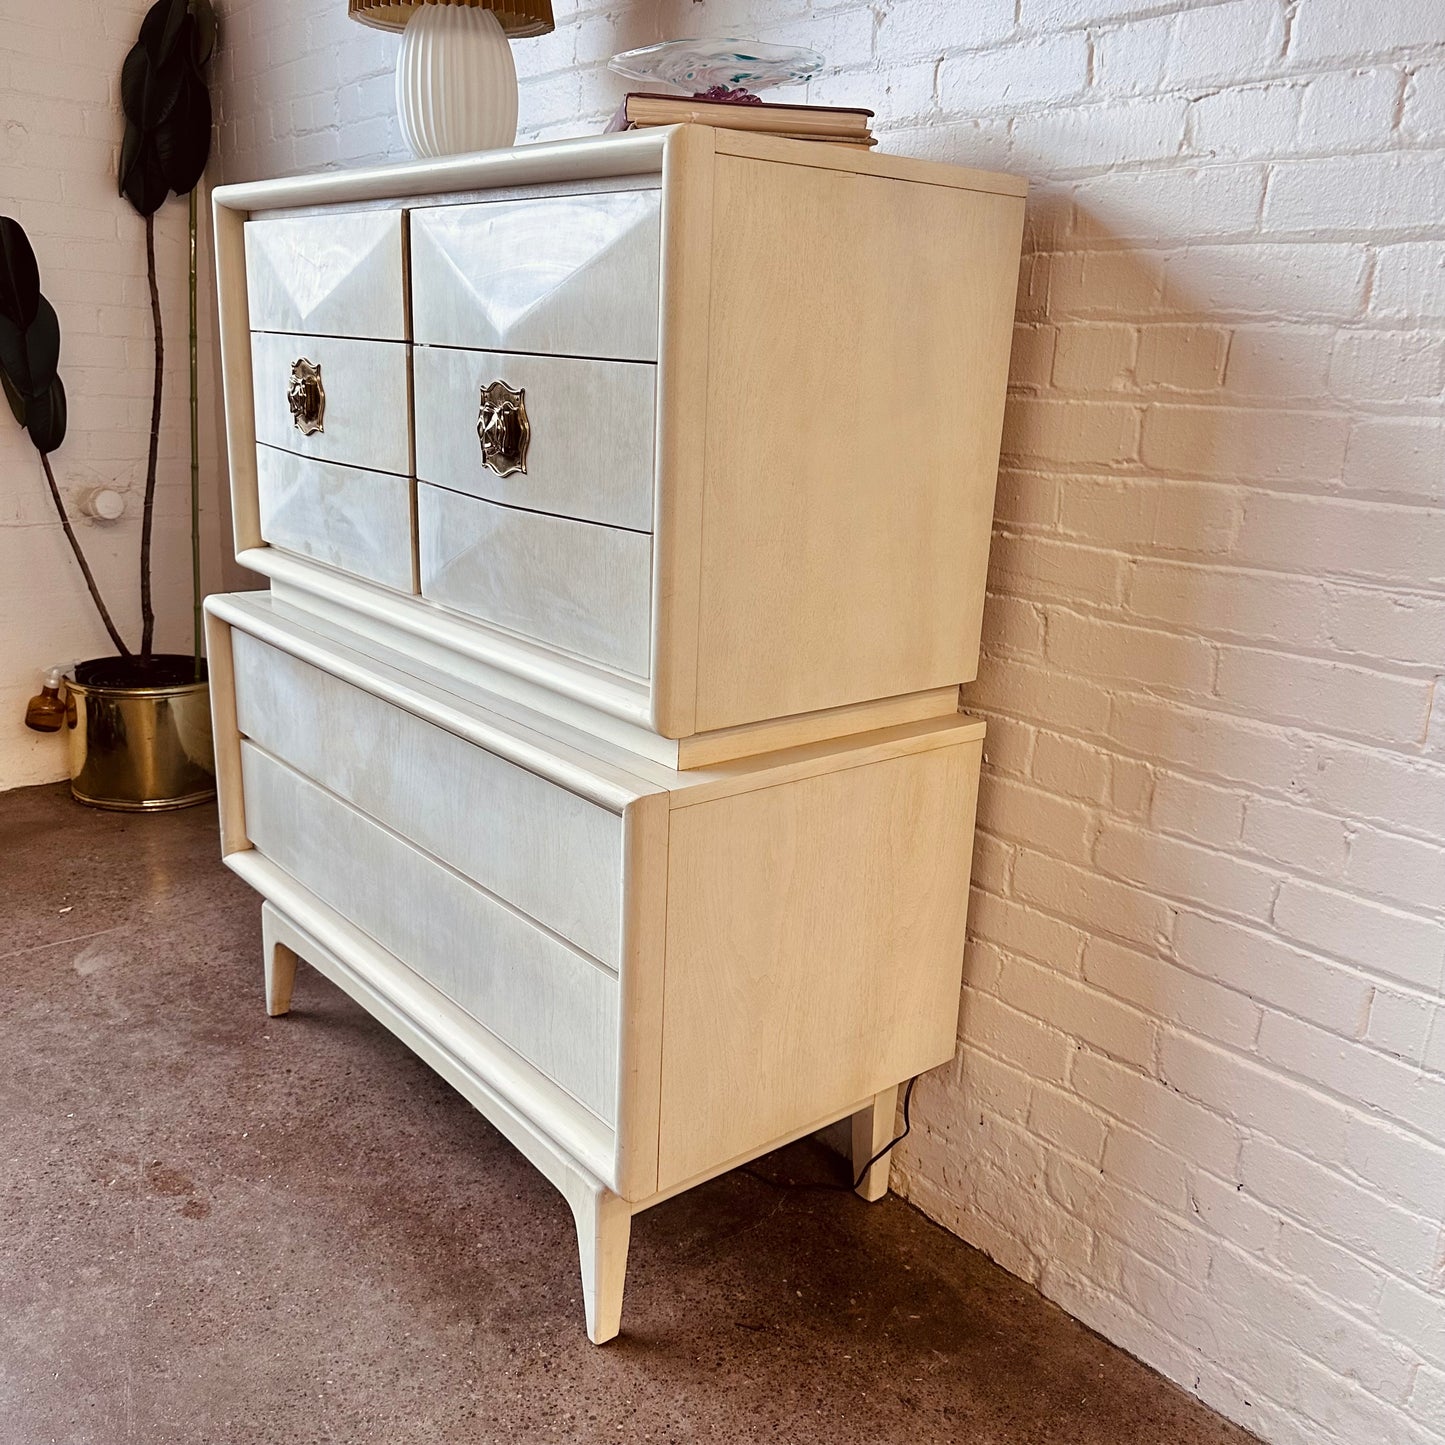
[251,330,411,476]
[418,484,652,679]
[410,190,661,361]
[413,347,655,531]
[256,446,414,593]
[231,630,623,967]
[245,209,406,340]
[240,741,618,1121]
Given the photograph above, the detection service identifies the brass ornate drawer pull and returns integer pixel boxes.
[477,379,530,477]
[288,358,325,435]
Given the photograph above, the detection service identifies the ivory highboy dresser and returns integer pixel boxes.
[208,126,1026,1342]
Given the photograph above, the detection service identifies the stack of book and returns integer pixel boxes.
[606,94,876,148]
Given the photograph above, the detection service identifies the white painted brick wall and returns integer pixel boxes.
[0,1,225,790]
[211,2,1445,1442]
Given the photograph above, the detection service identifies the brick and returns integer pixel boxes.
[1187,1167,1280,1252]
[1009,323,1057,389]
[937,33,1090,113]
[1344,1113,1445,1214]
[1346,829,1445,912]
[993,955,1158,1067]
[1289,0,1445,63]
[1372,242,1445,322]
[1340,417,1445,503]
[1094,1,1284,95]
[1074,165,1267,244]
[875,0,1017,56]
[1240,797,1350,878]
[1083,934,1262,1049]
[1050,322,1137,391]
[976,774,1097,863]
[1273,879,1445,991]
[1031,729,1111,801]
[1000,396,1142,466]
[1135,325,1231,390]
[1273,1220,1388,1315]
[1329,331,1445,403]
[1140,405,1350,485]
[1045,608,1218,698]
[1364,987,1436,1063]
[967,890,1089,971]
[1073,1050,1242,1168]
[1028,1082,1109,1163]
[1164,243,1371,322]
[964,987,1074,1082]
[1219,323,1334,400]
[1209,1245,1417,1398]
[1233,493,1445,589]
[1013,849,1176,949]
[1095,819,1280,921]
[1265,154,1445,235]
[1379,1278,1445,1371]
[1216,645,1433,745]
[1306,744,1445,839]
[1159,1027,1352,1161]
[1258,1009,1445,1142]
[988,533,1129,609]
[1048,248,1167,318]
[1297,67,1403,151]
[1239,1137,1441,1278]
[1189,83,1301,160]
[1128,560,1329,649]
[1150,771,1247,848]
[1011,96,1188,172]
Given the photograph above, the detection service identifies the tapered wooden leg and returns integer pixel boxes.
[566,1180,632,1344]
[851,1084,901,1202]
[261,904,298,1017]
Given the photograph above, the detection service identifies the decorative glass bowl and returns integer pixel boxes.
[608,38,825,100]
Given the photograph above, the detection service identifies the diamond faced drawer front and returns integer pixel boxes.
[239,741,620,1123]
[250,331,411,477]
[255,447,414,594]
[417,483,653,679]
[245,209,407,341]
[409,190,661,361]
[230,630,624,967]
[413,347,656,532]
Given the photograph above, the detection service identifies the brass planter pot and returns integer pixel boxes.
[64,656,215,811]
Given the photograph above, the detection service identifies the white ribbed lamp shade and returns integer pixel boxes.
[395,4,518,157]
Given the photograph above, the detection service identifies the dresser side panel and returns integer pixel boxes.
[692,157,1025,731]
[655,737,982,1189]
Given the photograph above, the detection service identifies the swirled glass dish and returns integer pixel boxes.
[608,38,825,99]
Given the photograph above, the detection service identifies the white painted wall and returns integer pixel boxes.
[212,3,1445,1443]
[0,0,226,790]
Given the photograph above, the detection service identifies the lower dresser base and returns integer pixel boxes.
[207,591,984,1342]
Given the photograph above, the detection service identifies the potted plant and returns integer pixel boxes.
[8,0,217,810]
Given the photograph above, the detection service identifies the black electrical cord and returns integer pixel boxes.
[851,1075,917,1192]
[740,1076,919,1196]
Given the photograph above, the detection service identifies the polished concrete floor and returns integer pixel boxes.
[0,782,1258,1445]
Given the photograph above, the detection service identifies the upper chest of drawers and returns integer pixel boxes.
[215,127,1026,760]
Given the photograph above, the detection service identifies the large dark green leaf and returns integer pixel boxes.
[25,375,66,453]
[156,64,211,194]
[120,37,186,130]
[0,297,59,398]
[1,369,26,428]
[190,0,217,65]
[119,123,170,216]
[138,0,189,68]
[0,217,41,328]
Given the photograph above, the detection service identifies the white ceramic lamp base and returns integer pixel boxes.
[396,4,518,158]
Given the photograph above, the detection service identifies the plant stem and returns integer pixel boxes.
[39,451,132,658]
[189,188,201,679]
[140,208,162,658]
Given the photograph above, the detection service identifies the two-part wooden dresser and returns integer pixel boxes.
[208,125,1026,1342]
